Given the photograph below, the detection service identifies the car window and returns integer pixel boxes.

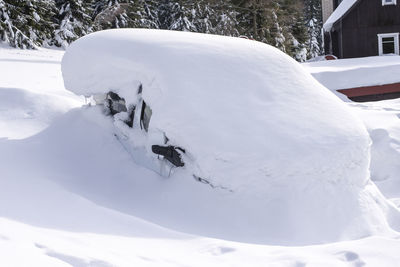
[140,101,152,132]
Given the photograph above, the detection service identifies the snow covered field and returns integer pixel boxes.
[1,43,400,266]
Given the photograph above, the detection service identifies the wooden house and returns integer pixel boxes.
[323,0,400,59]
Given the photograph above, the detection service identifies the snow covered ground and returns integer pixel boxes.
[0,44,82,139]
[350,100,400,206]
[1,44,400,266]
[303,56,400,207]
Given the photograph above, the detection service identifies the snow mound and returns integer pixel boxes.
[0,47,82,139]
[303,56,400,90]
[350,99,400,203]
[62,29,400,244]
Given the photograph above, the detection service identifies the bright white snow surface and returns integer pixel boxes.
[350,99,400,204]
[302,55,400,100]
[323,0,358,31]
[62,29,400,245]
[303,57,400,208]
[0,44,82,139]
[2,40,400,266]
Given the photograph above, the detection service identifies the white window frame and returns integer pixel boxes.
[382,0,396,6]
[378,33,399,55]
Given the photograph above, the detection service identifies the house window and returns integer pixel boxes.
[378,33,399,55]
[382,0,396,5]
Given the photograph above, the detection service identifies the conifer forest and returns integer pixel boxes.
[0,0,323,61]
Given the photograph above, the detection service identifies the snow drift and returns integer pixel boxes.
[303,55,400,91]
[62,29,400,244]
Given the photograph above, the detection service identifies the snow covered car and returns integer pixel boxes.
[62,28,371,192]
[61,29,400,244]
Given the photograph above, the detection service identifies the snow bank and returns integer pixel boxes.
[62,29,400,244]
[302,56,400,99]
[2,216,400,267]
[324,0,358,31]
[0,48,82,139]
[350,99,400,204]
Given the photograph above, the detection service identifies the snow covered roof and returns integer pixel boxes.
[324,0,359,31]
[62,29,396,243]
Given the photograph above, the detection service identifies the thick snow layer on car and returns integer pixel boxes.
[62,29,400,244]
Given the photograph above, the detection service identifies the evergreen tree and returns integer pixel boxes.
[231,0,287,46]
[289,17,308,62]
[304,0,323,58]
[211,0,238,37]
[54,0,93,48]
[158,0,195,31]
[231,0,309,61]
[0,0,56,48]
[92,0,158,30]
[0,1,18,46]
[231,0,263,40]
[158,0,237,36]
[196,0,238,36]
[269,4,285,52]
[231,0,308,61]
[92,0,109,19]
[279,0,308,61]
[0,0,319,62]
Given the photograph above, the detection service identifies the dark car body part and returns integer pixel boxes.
[104,88,186,169]
[125,105,135,128]
[140,101,152,132]
[152,145,185,167]
[193,175,233,192]
[105,91,127,115]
